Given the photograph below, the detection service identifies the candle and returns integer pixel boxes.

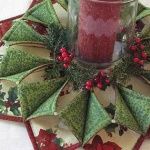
[77,0,121,66]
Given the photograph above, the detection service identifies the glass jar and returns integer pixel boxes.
[68,0,138,68]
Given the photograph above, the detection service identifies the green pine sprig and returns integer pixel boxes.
[67,62,98,90]
[44,24,69,56]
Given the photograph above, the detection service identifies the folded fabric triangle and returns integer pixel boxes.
[2,20,44,42]
[119,86,150,133]
[27,80,68,120]
[0,46,49,77]
[23,0,61,26]
[18,78,66,119]
[114,88,141,132]
[83,92,111,144]
[60,91,111,144]
[60,90,89,143]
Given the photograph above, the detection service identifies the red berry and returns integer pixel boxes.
[129,45,137,51]
[85,85,92,90]
[63,63,69,68]
[97,82,103,89]
[140,44,145,50]
[139,60,144,65]
[141,52,147,59]
[135,37,141,44]
[60,47,67,53]
[105,79,110,84]
[57,56,63,61]
[64,56,70,63]
[86,80,93,87]
[62,52,68,58]
[99,70,105,77]
[133,57,140,63]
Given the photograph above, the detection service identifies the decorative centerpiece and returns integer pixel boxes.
[69,0,138,67]
[0,0,150,150]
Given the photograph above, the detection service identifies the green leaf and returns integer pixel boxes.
[7,87,18,102]
[54,138,64,146]
[10,107,21,116]
[136,9,150,20]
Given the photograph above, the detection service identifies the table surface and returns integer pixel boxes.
[0,0,149,150]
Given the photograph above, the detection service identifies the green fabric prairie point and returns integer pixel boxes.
[2,20,44,42]
[18,78,66,119]
[114,88,140,133]
[60,90,89,143]
[60,91,111,144]
[27,80,68,120]
[0,47,49,77]
[119,86,150,133]
[83,92,111,144]
[23,0,61,26]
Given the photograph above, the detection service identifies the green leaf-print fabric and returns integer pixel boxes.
[2,20,44,42]
[27,80,68,120]
[60,90,89,143]
[23,0,61,26]
[18,78,65,119]
[119,86,150,133]
[83,92,111,144]
[114,89,140,132]
[0,47,49,77]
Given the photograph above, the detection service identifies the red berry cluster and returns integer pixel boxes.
[85,70,110,91]
[57,48,74,69]
[129,37,148,66]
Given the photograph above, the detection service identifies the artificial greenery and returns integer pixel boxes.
[45,24,68,55]
[111,57,145,85]
[67,62,98,90]
[44,63,65,80]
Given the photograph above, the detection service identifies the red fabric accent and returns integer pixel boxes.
[133,128,150,150]
[25,121,39,150]
[65,143,81,150]
[25,121,81,150]
[84,135,121,150]
[29,0,43,8]
[0,114,23,122]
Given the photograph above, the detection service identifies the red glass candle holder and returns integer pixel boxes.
[68,0,138,68]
